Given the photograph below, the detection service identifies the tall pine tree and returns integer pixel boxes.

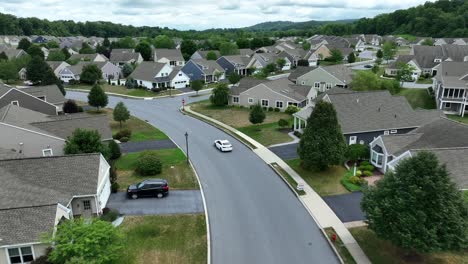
[297,101,346,170]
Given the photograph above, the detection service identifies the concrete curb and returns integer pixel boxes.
[65,88,213,100]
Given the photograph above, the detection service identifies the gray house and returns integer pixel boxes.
[370,118,468,189]
[181,59,225,83]
[153,49,185,67]
[433,61,468,116]
[293,90,442,144]
[59,61,122,83]
[110,49,143,66]
[230,77,315,111]
[190,50,221,60]
[69,53,108,62]
[0,153,111,264]
[290,65,353,92]
[217,55,251,76]
[0,84,64,115]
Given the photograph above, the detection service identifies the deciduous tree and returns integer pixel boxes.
[80,64,102,84]
[210,83,229,106]
[206,51,218,60]
[88,84,108,110]
[113,102,130,128]
[135,42,152,61]
[18,38,31,51]
[191,80,203,95]
[64,128,105,154]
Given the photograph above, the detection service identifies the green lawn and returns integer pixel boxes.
[324,227,356,264]
[271,163,305,195]
[118,215,207,264]
[350,227,468,264]
[238,121,293,146]
[67,83,181,97]
[114,149,198,190]
[397,88,436,110]
[416,78,433,84]
[286,159,349,196]
[447,115,468,125]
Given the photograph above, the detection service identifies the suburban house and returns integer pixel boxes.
[247,53,291,72]
[434,38,468,46]
[293,90,442,144]
[369,117,468,190]
[289,65,353,92]
[0,153,111,263]
[217,55,251,76]
[69,53,108,62]
[0,84,65,115]
[190,50,221,60]
[129,61,190,89]
[229,77,315,110]
[153,48,185,67]
[59,61,122,83]
[0,47,27,60]
[385,55,422,80]
[308,44,354,63]
[181,59,225,83]
[46,61,71,78]
[110,49,143,66]
[433,61,468,116]
[0,105,112,157]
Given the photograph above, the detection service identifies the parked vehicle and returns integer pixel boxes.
[214,139,233,152]
[127,179,169,199]
[364,64,373,68]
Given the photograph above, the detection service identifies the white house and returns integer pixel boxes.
[129,61,190,89]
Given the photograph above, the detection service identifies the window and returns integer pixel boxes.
[384,130,390,135]
[445,102,451,108]
[371,150,384,168]
[37,96,46,101]
[261,99,269,107]
[390,130,397,134]
[288,102,298,106]
[276,101,284,108]
[314,82,320,88]
[83,200,91,210]
[326,83,332,89]
[248,98,254,104]
[178,73,182,76]
[302,81,306,85]
[232,96,239,103]
[349,136,357,145]
[11,101,19,106]
[359,140,365,145]
[8,247,34,264]
[42,149,53,157]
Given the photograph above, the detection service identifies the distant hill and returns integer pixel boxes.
[245,19,356,31]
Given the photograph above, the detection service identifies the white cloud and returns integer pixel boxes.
[1,0,435,30]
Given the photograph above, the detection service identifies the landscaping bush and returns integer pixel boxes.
[360,160,371,166]
[278,118,289,128]
[359,164,375,172]
[285,105,299,115]
[349,175,366,185]
[362,170,373,177]
[274,107,280,112]
[63,99,79,113]
[262,107,267,111]
[100,208,119,222]
[119,137,129,142]
[111,182,119,193]
[356,170,362,176]
[346,144,369,162]
[268,107,274,112]
[340,169,366,192]
[77,106,84,112]
[114,129,132,140]
[108,141,121,160]
[136,151,162,176]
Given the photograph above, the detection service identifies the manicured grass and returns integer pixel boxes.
[271,163,306,196]
[114,149,198,190]
[324,227,357,264]
[238,121,293,146]
[118,215,207,264]
[350,227,468,264]
[396,88,436,110]
[447,115,468,125]
[190,100,291,128]
[397,47,412,56]
[416,78,433,84]
[286,159,349,196]
[68,83,181,97]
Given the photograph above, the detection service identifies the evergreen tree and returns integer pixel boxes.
[61,47,71,60]
[276,58,286,70]
[191,80,203,95]
[249,104,266,125]
[228,72,241,84]
[103,37,110,47]
[122,63,134,78]
[79,43,95,54]
[181,39,198,60]
[17,38,31,51]
[135,42,152,61]
[26,45,44,59]
[328,48,343,62]
[87,84,108,110]
[56,80,66,95]
[108,140,121,160]
[347,52,356,63]
[209,83,229,106]
[113,102,130,128]
[297,101,346,170]
[0,61,18,83]
[0,52,8,61]
[80,64,102,84]
[46,50,66,61]
[26,56,57,85]
[206,51,218,60]
[362,152,468,254]
[376,49,383,59]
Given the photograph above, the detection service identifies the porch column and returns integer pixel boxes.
[294,116,297,131]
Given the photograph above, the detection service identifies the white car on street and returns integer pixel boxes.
[214,139,233,152]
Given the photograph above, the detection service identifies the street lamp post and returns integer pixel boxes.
[185,132,189,164]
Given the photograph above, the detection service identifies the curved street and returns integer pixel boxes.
[67,91,339,264]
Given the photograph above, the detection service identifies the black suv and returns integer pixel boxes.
[127,179,169,199]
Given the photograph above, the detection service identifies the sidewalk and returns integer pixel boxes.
[185,106,371,264]
[65,87,213,100]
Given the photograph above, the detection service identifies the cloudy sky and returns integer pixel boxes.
[0,0,435,30]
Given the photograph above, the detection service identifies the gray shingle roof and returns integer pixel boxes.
[30,113,113,140]
[232,77,311,102]
[388,55,416,69]
[230,77,265,95]
[128,61,167,82]
[222,55,251,67]
[153,48,184,61]
[0,154,101,210]
[435,61,468,88]
[293,87,352,120]
[69,53,107,62]
[191,59,224,75]
[47,61,69,71]
[322,65,354,84]
[326,91,442,134]
[17,85,66,105]
[0,104,52,125]
[67,61,107,75]
[110,50,140,63]
[413,45,468,69]
[0,147,24,160]
[288,66,316,81]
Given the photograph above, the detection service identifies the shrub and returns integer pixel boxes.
[349,175,366,185]
[100,208,119,222]
[262,107,267,111]
[268,107,274,111]
[111,182,119,193]
[274,107,280,112]
[360,160,371,166]
[363,170,373,177]
[346,144,369,162]
[278,118,289,128]
[356,170,362,176]
[108,141,121,160]
[119,137,129,142]
[63,99,79,113]
[285,105,299,115]
[114,129,132,140]
[359,164,375,172]
[340,170,366,192]
[77,106,84,112]
[136,151,162,176]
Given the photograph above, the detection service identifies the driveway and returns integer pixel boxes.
[120,139,177,153]
[269,143,299,160]
[401,82,432,89]
[107,190,204,215]
[323,192,365,223]
[358,50,375,60]
[67,92,339,264]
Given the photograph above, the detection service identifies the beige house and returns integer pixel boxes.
[290,65,353,92]
[0,154,111,264]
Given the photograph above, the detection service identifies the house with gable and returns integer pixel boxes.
[190,50,221,60]
[247,52,291,72]
[289,65,353,92]
[129,61,190,89]
[69,53,108,63]
[153,48,185,67]
[110,49,143,66]
[181,59,225,83]
[217,55,251,76]
[0,84,65,115]
[59,61,122,83]
[433,61,468,116]
[384,55,422,80]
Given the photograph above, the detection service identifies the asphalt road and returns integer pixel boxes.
[67,91,339,264]
[323,192,366,223]
[107,191,204,215]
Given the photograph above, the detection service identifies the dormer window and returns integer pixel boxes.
[434,58,442,63]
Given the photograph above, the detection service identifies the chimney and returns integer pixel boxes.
[378,107,380,112]
[394,114,397,118]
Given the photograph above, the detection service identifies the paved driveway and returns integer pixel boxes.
[107,190,204,215]
[323,192,365,223]
[120,139,177,153]
[67,92,339,264]
[269,143,299,160]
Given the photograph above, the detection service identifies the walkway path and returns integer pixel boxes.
[185,106,371,264]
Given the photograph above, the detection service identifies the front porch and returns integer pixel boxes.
[293,115,307,132]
